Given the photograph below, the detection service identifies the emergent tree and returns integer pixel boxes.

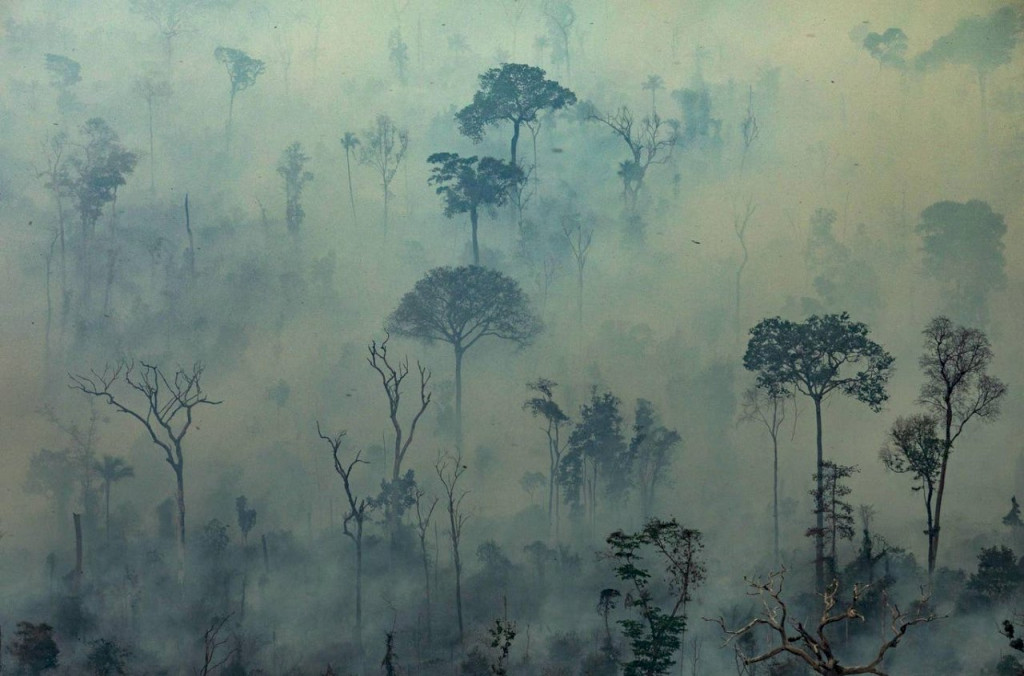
[359,115,408,233]
[276,141,313,234]
[214,46,265,143]
[387,266,541,452]
[743,312,894,592]
[523,378,570,537]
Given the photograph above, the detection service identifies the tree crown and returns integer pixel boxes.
[455,63,576,142]
[426,152,524,218]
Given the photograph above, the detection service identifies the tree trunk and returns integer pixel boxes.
[355,532,363,653]
[772,432,780,567]
[930,395,954,578]
[454,347,464,454]
[454,547,464,646]
[174,463,186,584]
[814,396,824,592]
[470,206,480,266]
[420,534,432,641]
[510,120,520,167]
[104,479,111,541]
[147,96,155,193]
[73,512,83,597]
[345,149,357,227]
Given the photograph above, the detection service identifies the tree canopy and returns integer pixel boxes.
[455,63,576,166]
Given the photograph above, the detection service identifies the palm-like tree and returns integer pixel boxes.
[642,74,664,114]
[340,131,359,227]
[93,455,134,539]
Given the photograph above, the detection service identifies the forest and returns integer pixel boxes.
[0,0,1022,674]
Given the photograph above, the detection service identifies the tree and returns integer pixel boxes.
[879,414,942,571]
[25,447,78,538]
[44,53,81,113]
[213,47,265,143]
[414,488,438,641]
[862,28,909,69]
[740,386,788,565]
[917,200,1006,325]
[9,622,59,674]
[366,334,431,551]
[523,378,570,536]
[317,423,370,652]
[918,316,1007,576]
[915,5,1022,111]
[642,74,664,114]
[359,115,408,232]
[386,266,541,452]
[426,153,524,265]
[806,462,858,583]
[85,638,132,676]
[967,545,1023,602]
[388,28,409,85]
[92,455,134,540]
[561,210,592,327]
[340,131,359,226]
[743,313,894,591]
[542,1,576,80]
[70,361,220,581]
[630,399,680,522]
[131,0,216,64]
[606,518,705,676]
[732,198,756,332]
[587,106,678,218]
[713,570,938,675]
[133,75,172,192]
[276,142,313,234]
[235,495,256,546]
[436,451,470,645]
[560,388,627,534]
[455,63,577,167]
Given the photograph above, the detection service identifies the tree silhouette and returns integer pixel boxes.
[133,75,172,192]
[862,28,909,69]
[276,142,313,234]
[523,378,570,536]
[340,131,359,226]
[214,46,265,143]
[744,313,893,591]
[387,266,541,452]
[93,454,134,540]
[740,386,788,565]
[426,152,524,265]
[918,316,1007,576]
[455,63,576,167]
[359,115,408,233]
[642,74,664,114]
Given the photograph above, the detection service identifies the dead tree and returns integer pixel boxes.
[414,488,439,642]
[436,451,469,647]
[367,333,431,553]
[561,213,592,328]
[198,613,237,676]
[709,569,939,676]
[70,360,220,582]
[317,422,370,654]
[739,386,788,566]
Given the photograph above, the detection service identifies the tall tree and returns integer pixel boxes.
[92,454,134,540]
[426,153,524,265]
[359,115,408,233]
[339,131,359,227]
[276,142,314,234]
[213,47,265,144]
[739,386,788,565]
[386,266,541,453]
[880,414,942,572]
[131,0,216,64]
[917,316,1006,576]
[641,74,664,115]
[133,75,172,193]
[414,488,438,641]
[44,53,81,114]
[455,63,577,167]
[917,200,1006,325]
[317,423,370,654]
[743,313,893,591]
[366,334,431,552]
[436,451,469,646]
[542,1,576,81]
[560,388,627,535]
[561,210,592,327]
[523,378,570,537]
[629,399,680,522]
[70,361,220,582]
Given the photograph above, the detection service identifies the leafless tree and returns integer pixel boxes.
[709,570,938,676]
[561,212,592,328]
[359,115,408,233]
[198,613,237,676]
[436,451,469,646]
[69,360,220,582]
[740,386,788,566]
[317,423,370,653]
[918,316,1007,576]
[367,333,431,552]
[414,488,439,641]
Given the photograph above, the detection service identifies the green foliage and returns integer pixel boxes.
[743,312,893,409]
[214,46,266,97]
[967,546,1024,600]
[488,617,517,675]
[915,5,1022,76]
[427,153,524,219]
[806,461,858,579]
[559,388,627,510]
[862,28,908,68]
[10,621,60,674]
[606,518,705,676]
[66,118,138,234]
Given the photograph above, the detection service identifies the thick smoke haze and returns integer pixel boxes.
[0,0,1022,674]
